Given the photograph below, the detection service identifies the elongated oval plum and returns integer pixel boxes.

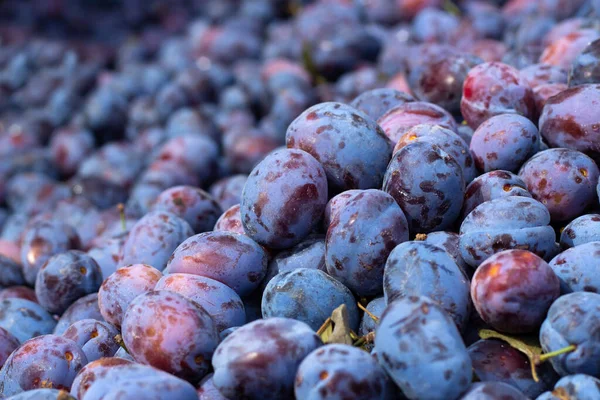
[375,296,472,400]
[540,292,600,377]
[212,318,322,400]
[122,290,219,382]
[550,241,600,293]
[394,124,476,183]
[472,250,560,334]
[325,189,409,296]
[240,148,328,249]
[164,231,268,297]
[384,241,471,332]
[383,140,464,233]
[518,148,599,222]
[286,102,392,192]
[459,196,557,268]
[262,268,359,331]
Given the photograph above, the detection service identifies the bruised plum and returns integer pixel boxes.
[560,214,600,248]
[294,344,395,400]
[375,296,472,400]
[518,148,600,221]
[537,374,600,400]
[155,273,245,332]
[122,290,219,382]
[460,62,535,129]
[462,170,532,219]
[459,196,557,268]
[240,148,328,249]
[151,186,222,234]
[384,241,471,332]
[62,319,120,362]
[286,102,391,192]
[470,114,540,173]
[325,189,409,296]
[213,204,245,235]
[119,210,194,270]
[98,264,163,328]
[262,268,359,331]
[377,101,458,144]
[394,124,476,183]
[165,231,268,297]
[409,54,483,114]
[471,250,560,334]
[540,85,600,163]
[212,318,322,400]
[0,334,87,396]
[35,251,102,315]
[550,241,600,293]
[383,141,464,233]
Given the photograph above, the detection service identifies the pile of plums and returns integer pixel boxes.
[0,0,600,399]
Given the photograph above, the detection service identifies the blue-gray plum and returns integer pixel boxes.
[326,189,409,296]
[540,292,600,377]
[375,296,472,400]
[262,268,359,331]
[384,241,471,332]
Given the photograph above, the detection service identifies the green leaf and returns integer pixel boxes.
[301,41,327,85]
[443,0,461,17]
[478,329,543,382]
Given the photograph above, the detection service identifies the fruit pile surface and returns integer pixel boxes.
[0,0,600,399]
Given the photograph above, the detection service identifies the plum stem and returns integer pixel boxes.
[357,302,379,323]
[117,203,126,232]
[536,344,577,363]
